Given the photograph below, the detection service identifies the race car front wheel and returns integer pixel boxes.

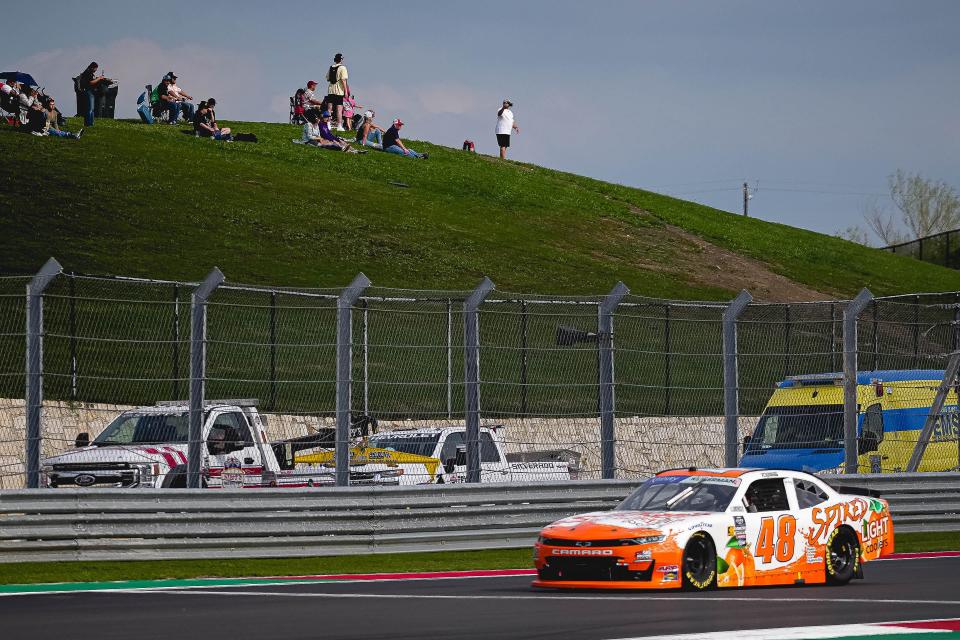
[682,532,717,591]
[825,526,860,585]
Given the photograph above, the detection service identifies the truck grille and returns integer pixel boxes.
[52,462,132,471]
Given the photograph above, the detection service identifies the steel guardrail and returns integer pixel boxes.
[0,475,956,563]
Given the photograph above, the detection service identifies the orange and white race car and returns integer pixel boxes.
[533,468,894,590]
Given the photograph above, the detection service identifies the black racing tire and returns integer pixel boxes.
[682,532,717,591]
[825,526,860,585]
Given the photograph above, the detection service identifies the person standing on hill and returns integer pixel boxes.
[495,99,519,159]
[78,62,111,127]
[325,53,350,131]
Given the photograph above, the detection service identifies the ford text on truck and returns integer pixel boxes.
[740,370,959,473]
[296,425,580,484]
[40,400,401,488]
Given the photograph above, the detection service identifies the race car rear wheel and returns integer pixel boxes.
[825,526,860,585]
[682,532,717,591]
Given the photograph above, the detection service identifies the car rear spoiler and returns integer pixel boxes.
[828,484,882,498]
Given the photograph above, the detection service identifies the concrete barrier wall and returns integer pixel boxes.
[0,398,756,488]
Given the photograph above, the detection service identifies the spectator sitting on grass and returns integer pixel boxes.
[316,110,357,152]
[382,118,428,159]
[302,110,346,150]
[36,97,81,139]
[156,78,182,124]
[355,110,384,148]
[164,73,196,120]
[193,99,231,140]
[19,86,43,126]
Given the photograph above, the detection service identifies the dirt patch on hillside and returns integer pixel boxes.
[607,215,826,302]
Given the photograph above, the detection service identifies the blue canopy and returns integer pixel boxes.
[0,72,39,87]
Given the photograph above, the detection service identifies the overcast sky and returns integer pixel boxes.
[4,0,958,242]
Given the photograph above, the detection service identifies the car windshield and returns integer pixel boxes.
[93,412,190,445]
[368,433,441,457]
[616,476,739,512]
[751,404,843,450]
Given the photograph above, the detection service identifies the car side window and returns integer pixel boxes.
[793,478,829,509]
[440,431,465,463]
[207,412,252,453]
[743,478,790,512]
[480,433,500,463]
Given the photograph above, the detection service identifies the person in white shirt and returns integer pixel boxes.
[164,73,196,120]
[495,99,519,159]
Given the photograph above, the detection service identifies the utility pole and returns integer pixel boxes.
[743,182,749,217]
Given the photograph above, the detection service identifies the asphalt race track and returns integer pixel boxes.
[1,557,959,640]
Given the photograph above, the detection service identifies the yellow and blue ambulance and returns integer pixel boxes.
[740,369,959,473]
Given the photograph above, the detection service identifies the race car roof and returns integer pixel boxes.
[656,468,752,478]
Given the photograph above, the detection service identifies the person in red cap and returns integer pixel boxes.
[303,81,325,109]
[381,118,427,159]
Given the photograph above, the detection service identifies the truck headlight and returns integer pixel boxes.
[378,469,404,478]
[133,463,154,485]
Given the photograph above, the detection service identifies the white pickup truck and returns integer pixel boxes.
[297,425,580,485]
[39,401,401,489]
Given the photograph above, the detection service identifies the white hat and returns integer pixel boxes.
[363,109,374,119]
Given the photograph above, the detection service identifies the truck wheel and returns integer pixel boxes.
[161,466,206,488]
[825,526,859,585]
[163,471,186,488]
[682,532,717,591]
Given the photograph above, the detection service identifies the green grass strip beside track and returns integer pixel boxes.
[0,532,957,588]
[0,548,532,587]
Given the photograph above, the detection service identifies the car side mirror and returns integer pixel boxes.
[75,432,90,448]
[741,434,752,455]
[454,446,467,467]
[443,459,456,474]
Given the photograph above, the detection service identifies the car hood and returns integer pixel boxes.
[42,444,188,468]
[541,510,720,539]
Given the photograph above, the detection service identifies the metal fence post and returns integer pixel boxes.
[335,273,370,487]
[362,299,369,418]
[446,299,453,419]
[269,291,277,411]
[520,300,529,417]
[25,258,62,489]
[188,268,225,488]
[68,273,77,400]
[723,290,753,467]
[464,277,494,483]
[599,282,629,479]
[664,304,672,415]
[906,351,960,472]
[172,283,181,399]
[843,288,874,474]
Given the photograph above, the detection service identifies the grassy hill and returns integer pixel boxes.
[2,118,958,299]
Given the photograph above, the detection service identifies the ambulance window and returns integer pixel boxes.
[743,478,790,512]
[862,404,884,445]
[794,479,829,509]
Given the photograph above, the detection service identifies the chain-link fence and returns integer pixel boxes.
[887,230,960,270]
[3,260,959,489]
